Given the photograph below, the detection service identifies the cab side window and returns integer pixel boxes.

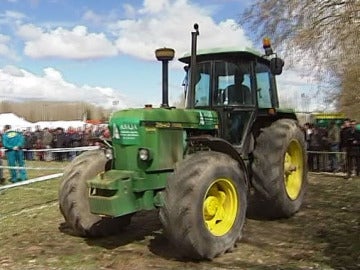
[256,63,273,108]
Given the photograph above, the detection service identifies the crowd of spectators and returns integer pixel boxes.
[0,124,109,184]
[303,118,360,179]
[1,124,110,163]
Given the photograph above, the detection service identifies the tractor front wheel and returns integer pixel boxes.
[59,150,131,237]
[159,151,247,259]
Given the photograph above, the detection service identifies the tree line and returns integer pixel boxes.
[0,101,111,122]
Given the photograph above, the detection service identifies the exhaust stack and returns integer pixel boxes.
[155,47,175,108]
[188,23,199,109]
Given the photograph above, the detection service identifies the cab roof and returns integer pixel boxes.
[178,46,265,64]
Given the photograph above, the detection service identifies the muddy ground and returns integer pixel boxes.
[0,173,359,270]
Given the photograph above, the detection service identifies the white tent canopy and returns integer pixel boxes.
[34,120,87,130]
[0,113,35,131]
[0,113,89,131]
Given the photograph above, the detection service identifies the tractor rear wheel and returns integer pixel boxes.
[59,150,131,237]
[159,151,247,259]
[248,119,307,219]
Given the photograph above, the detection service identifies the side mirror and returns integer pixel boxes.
[270,57,284,75]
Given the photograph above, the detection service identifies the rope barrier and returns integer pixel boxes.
[0,145,100,153]
[307,150,347,154]
[0,173,63,191]
[0,146,100,170]
[0,146,98,190]
[0,165,65,170]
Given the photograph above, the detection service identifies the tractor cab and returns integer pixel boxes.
[180,48,283,148]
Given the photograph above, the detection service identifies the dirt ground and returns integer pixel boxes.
[0,172,359,270]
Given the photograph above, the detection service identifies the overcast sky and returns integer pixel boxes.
[0,0,324,111]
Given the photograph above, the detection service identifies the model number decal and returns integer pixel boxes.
[113,122,140,145]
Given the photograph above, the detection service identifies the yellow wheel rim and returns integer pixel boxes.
[284,140,303,200]
[203,178,238,236]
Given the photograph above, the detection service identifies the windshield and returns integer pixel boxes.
[185,59,277,108]
[214,61,252,106]
[189,61,254,108]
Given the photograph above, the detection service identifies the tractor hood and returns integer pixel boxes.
[109,107,218,145]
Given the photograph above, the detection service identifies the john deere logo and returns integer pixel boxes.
[199,112,205,125]
[113,124,120,139]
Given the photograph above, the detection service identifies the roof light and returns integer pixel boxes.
[263,37,271,48]
[262,37,273,56]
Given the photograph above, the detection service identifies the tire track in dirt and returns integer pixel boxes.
[0,200,58,221]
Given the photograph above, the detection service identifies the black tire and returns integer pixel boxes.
[59,150,131,237]
[248,119,307,219]
[159,151,247,259]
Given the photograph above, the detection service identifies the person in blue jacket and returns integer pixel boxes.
[2,124,27,182]
[0,138,5,184]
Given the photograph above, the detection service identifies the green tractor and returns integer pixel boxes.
[59,24,307,259]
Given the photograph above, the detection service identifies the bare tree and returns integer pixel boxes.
[340,62,360,119]
[0,101,112,122]
[240,0,360,114]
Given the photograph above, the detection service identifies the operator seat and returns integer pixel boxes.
[226,73,252,105]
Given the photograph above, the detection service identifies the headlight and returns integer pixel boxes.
[138,148,151,161]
